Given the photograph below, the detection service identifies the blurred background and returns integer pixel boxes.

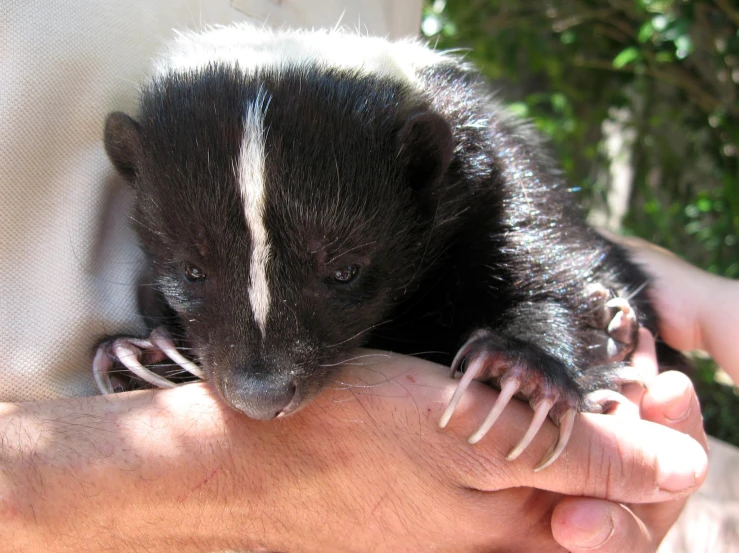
[421,0,739,446]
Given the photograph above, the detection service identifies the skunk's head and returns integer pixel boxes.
[105,62,453,419]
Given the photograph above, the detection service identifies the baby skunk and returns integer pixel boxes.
[95,24,680,470]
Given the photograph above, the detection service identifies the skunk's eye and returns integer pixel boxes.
[183,263,206,283]
[331,264,360,284]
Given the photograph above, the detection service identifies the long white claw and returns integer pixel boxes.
[151,328,204,378]
[439,355,485,428]
[534,408,577,472]
[449,345,468,378]
[606,337,619,358]
[113,342,178,389]
[449,333,485,377]
[506,398,553,460]
[467,378,520,444]
[608,310,625,332]
[93,348,115,394]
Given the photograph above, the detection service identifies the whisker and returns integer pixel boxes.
[318,352,391,368]
[623,280,648,301]
[326,240,377,265]
[325,322,386,348]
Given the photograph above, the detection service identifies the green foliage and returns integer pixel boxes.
[422,0,739,276]
[423,0,739,443]
[613,46,641,68]
[695,357,739,446]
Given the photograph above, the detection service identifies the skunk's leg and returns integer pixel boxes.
[440,290,645,471]
[439,329,581,471]
[579,284,654,403]
[93,327,202,394]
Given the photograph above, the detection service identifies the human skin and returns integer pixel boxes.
[615,233,739,379]
[553,235,739,552]
[0,339,707,553]
[551,330,708,552]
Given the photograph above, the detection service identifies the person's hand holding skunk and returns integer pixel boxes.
[0,328,707,553]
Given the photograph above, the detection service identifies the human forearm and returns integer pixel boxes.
[0,386,285,552]
[0,353,707,553]
[0,360,557,553]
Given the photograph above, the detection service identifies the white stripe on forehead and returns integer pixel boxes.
[237,91,271,338]
[153,23,453,87]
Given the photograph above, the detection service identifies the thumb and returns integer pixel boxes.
[344,349,707,506]
[486,408,708,504]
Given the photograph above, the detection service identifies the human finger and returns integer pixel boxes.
[641,370,709,451]
[614,371,710,546]
[552,498,660,553]
[491,332,705,503]
[495,411,707,504]
[552,363,709,552]
[344,351,707,504]
[608,328,660,417]
[388,364,709,504]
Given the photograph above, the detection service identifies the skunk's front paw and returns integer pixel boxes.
[93,328,202,394]
[583,283,639,363]
[438,330,580,471]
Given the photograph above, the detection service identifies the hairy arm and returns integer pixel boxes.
[0,352,706,553]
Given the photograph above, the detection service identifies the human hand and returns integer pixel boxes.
[0,348,707,553]
[551,328,709,552]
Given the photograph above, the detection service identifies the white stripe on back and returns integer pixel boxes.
[154,24,452,89]
[237,91,271,337]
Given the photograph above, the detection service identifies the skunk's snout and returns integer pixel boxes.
[221,371,301,420]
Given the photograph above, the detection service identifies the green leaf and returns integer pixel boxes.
[638,21,655,43]
[613,47,640,68]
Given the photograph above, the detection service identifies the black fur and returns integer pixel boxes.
[104,49,681,418]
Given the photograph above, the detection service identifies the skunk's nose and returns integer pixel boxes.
[221,372,301,420]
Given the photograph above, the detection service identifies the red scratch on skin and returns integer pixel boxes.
[370,492,390,518]
[191,469,219,492]
[406,375,416,383]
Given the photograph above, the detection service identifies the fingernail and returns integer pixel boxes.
[657,438,706,491]
[567,503,614,548]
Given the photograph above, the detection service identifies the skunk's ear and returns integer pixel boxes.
[396,110,454,191]
[104,111,142,182]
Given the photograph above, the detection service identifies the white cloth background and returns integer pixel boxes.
[0,0,421,400]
